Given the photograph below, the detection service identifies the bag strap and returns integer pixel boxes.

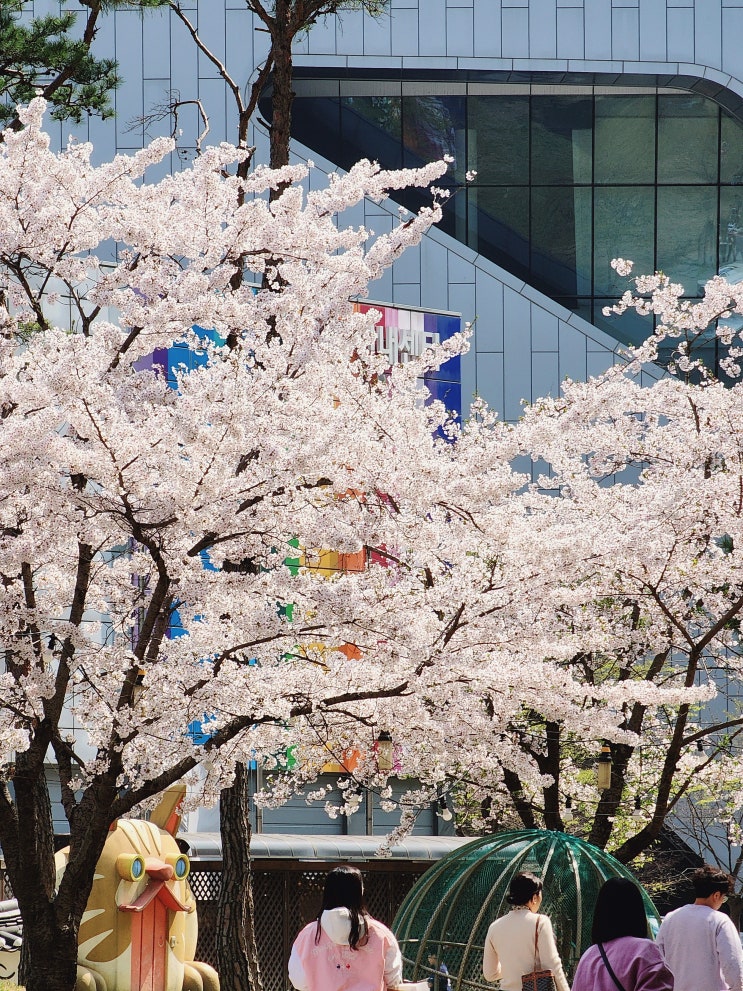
[533,917,541,970]
[598,942,628,991]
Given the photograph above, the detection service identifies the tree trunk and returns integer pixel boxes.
[0,749,123,991]
[19,912,80,991]
[18,869,81,991]
[539,721,563,831]
[728,893,742,933]
[16,759,56,988]
[11,758,79,991]
[269,2,294,172]
[501,765,538,830]
[3,758,99,991]
[217,763,263,991]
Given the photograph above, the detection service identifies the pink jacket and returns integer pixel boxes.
[288,908,404,991]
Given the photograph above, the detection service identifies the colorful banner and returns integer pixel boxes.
[353,302,462,417]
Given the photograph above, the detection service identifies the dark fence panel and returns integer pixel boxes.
[191,862,425,991]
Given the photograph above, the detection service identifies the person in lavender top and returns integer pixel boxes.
[572,878,674,991]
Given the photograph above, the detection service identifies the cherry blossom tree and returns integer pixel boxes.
[0,100,724,989]
[0,99,640,991]
[0,97,456,991]
[464,260,743,863]
[137,7,391,983]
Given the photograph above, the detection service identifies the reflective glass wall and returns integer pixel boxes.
[277,78,743,355]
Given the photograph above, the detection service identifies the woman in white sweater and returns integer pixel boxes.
[483,871,570,991]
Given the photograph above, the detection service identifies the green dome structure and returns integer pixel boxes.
[393,830,659,991]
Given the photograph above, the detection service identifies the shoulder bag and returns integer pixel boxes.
[597,942,628,991]
[521,917,557,991]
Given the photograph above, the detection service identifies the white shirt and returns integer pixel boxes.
[657,903,743,991]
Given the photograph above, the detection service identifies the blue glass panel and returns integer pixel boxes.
[657,185,718,296]
[719,188,743,266]
[658,93,718,185]
[468,95,529,186]
[531,96,593,186]
[294,96,344,168]
[469,186,529,274]
[530,186,592,298]
[435,314,460,337]
[340,95,403,170]
[593,187,655,295]
[425,376,462,417]
[402,96,464,184]
[721,110,743,185]
[340,95,401,141]
[594,95,655,185]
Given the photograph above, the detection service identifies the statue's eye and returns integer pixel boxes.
[166,853,190,879]
[117,854,145,881]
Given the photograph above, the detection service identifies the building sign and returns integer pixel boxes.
[354,301,462,417]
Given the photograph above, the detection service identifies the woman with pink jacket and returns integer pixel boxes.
[288,865,405,991]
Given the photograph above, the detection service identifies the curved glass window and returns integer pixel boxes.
[274,78,743,359]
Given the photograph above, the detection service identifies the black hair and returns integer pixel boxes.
[315,865,369,950]
[693,865,732,898]
[591,877,649,943]
[506,871,543,907]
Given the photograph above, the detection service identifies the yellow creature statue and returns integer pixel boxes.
[55,786,219,991]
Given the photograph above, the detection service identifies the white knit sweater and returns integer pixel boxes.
[657,903,743,991]
[482,909,570,991]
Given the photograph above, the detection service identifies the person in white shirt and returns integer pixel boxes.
[483,871,570,991]
[657,865,743,991]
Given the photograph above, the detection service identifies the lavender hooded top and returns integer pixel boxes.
[572,936,674,991]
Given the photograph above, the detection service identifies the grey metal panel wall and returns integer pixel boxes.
[38,1,743,135]
[27,1,669,419]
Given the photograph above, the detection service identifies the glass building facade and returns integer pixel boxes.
[276,76,743,358]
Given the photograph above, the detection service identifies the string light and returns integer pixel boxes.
[597,743,612,790]
[376,731,394,771]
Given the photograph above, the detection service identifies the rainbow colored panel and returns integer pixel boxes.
[353,302,461,416]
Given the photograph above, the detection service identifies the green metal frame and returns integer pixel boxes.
[392,830,660,991]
